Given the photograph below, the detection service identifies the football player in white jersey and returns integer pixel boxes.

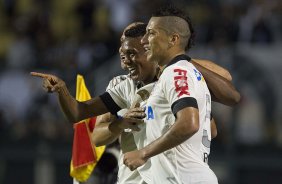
[91,22,236,184]
[122,5,239,184]
[31,19,240,184]
[93,23,157,184]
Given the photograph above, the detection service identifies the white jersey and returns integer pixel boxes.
[104,75,155,184]
[145,55,218,184]
[106,75,129,118]
[106,75,129,91]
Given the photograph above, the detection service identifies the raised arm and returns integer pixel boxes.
[190,61,241,106]
[30,72,109,123]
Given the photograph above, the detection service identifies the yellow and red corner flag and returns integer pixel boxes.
[70,75,106,182]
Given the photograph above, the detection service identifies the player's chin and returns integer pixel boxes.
[130,74,139,81]
[146,54,154,63]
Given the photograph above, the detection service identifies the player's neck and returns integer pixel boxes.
[159,49,185,67]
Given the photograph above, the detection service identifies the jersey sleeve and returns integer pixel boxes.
[162,64,198,117]
[100,76,130,115]
[106,75,127,90]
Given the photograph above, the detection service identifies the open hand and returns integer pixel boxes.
[119,107,146,131]
[123,107,146,119]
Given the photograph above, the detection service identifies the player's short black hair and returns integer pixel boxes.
[124,23,147,38]
[152,4,195,51]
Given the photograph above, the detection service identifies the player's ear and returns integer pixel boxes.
[168,33,179,48]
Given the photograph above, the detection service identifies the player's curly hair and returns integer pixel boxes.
[152,4,195,51]
[124,23,148,38]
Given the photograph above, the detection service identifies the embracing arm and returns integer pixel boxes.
[191,61,241,106]
[192,59,232,81]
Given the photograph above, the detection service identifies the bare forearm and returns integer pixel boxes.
[92,121,122,146]
[57,85,109,123]
[142,127,193,159]
[57,85,82,123]
[207,74,240,106]
[192,59,232,81]
[93,107,146,146]
[193,62,240,106]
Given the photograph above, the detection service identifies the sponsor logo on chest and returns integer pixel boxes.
[173,68,190,97]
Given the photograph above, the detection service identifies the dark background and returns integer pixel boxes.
[0,0,282,183]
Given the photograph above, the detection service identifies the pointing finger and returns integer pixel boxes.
[30,72,51,79]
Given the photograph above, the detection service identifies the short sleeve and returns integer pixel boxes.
[161,64,198,116]
[106,75,128,91]
[107,80,131,109]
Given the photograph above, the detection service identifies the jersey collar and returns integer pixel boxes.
[135,75,158,89]
[167,54,191,67]
[157,54,191,79]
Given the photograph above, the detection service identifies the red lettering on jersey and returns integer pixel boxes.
[173,69,190,97]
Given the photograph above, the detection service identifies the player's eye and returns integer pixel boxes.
[148,30,155,35]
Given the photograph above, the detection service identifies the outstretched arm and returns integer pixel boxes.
[191,60,241,106]
[31,72,109,123]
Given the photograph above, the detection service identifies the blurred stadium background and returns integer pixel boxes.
[0,0,282,183]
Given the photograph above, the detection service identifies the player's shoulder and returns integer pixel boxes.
[110,75,129,85]
[160,60,199,86]
[107,74,130,90]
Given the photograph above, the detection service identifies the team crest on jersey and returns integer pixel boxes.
[193,69,202,81]
[193,69,205,81]
[173,68,190,97]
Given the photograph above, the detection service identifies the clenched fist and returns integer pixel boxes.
[123,149,147,171]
